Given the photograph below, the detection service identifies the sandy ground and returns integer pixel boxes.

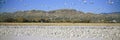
[0,23,120,26]
[0,26,120,40]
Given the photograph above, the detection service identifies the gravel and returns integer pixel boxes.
[0,26,120,40]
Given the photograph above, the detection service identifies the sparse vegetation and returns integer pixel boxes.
[0,9,120,23]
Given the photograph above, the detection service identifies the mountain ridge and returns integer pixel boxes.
[0,9,120,14]
[0,9,120,23]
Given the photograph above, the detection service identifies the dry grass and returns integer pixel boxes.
[0,23,120,26]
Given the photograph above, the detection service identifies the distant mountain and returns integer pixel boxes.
[0,9,120,23]
[48,9,84,14]
[110,12,120,14]
[101,12,120,14]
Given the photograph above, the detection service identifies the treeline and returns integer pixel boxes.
[0,9,120,23]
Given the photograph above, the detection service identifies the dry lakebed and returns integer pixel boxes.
[0,23,120,40]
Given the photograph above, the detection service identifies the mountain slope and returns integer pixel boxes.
[0,9,120,23]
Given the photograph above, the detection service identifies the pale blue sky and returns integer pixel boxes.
[0,0,120,13]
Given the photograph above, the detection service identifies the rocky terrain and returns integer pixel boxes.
[0,26,120,40]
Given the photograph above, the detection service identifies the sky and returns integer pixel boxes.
[0,0,120,13]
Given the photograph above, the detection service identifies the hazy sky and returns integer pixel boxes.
[0,0,120,13]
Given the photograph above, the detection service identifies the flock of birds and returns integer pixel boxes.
[83,0,114,5]
[0,0,116,11]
